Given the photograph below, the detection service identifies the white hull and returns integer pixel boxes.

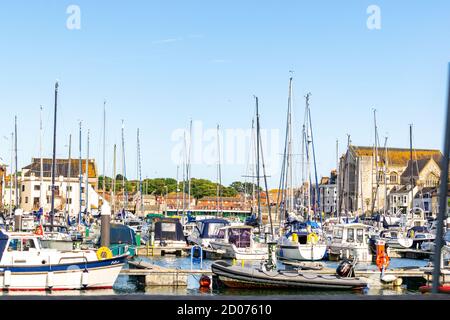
[385,237,413,249]
[328,244,372,262]
[0,263,123,290]
[277,243,327,261]
[210,241,267,260]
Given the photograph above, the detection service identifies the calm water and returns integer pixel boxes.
[0,256,428,297]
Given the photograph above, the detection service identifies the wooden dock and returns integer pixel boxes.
[121,260,211,286]
[388,249,432,260]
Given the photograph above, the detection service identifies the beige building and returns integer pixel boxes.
[338,146,441,214]
[19,158,100,216]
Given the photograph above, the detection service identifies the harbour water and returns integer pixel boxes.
[0,256,427,297]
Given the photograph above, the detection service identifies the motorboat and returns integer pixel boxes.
[276,221,327,261]
[211,260,368,290]
[187,218,230,248]
[0,230,126,290]
[379,228,413,249]
[210,225,267,260]
[328,223,372,262]
[149,217,187,248]
[407,226,435,249]
[39,224,74,251]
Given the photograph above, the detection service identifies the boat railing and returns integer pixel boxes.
[58,255,88,265]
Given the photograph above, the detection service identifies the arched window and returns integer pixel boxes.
[390,172,398,184]
[425,173,439,187]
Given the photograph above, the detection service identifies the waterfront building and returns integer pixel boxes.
[19,158,100,217]
[338,145,441,214]
[318,173,337,215]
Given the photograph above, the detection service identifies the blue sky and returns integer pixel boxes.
[0,0,449,188]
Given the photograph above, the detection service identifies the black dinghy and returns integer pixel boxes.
[211,260,368,290]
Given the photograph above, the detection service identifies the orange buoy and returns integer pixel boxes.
[375,240,390,272]
[199,275,211,288]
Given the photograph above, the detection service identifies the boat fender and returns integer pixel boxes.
[292,233,298,243]
[81,270,89,287]
[47,272,54,289]
[35,225,44,236]
[307,233,319,244]
[96,246,113,260]
[4,270,11,287]
[409,230,415,238]
[375,240,390,272]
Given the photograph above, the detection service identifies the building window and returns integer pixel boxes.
[66,186,73,192]
[25,197,28,204]
[390,172,398,184]
[22,185,25,192]
[34,185,40,191]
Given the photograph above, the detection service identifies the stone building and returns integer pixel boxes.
[318,172,337,215]
[338,145,441,215]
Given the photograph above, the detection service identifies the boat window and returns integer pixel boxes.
[7,239,21,251]
[333,228,343,239]
[208,223,227,238]
[356,229,364,243]
[161,223,176,232]
[347,228,355,243]
[22,239,36,251]
[229,228,251,248]
[216,229,225,239]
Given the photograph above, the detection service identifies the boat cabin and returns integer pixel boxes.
[187,218,230,247]
[152,217,186,245]
[331,223,370,246]
[215,226,253,248]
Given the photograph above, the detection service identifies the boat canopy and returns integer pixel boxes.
[0,231,8,261]
[99,223,137,246]
[154,218,185,242]
[198,219,230,239]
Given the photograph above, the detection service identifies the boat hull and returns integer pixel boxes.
[210,242,268,260]
[211,260,367,290]
[277,244,327,261]
[0,255,126,290]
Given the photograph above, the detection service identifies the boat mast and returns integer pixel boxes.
[50,81,59,227]
[112,144,116,214]
[255,96,262,232]
[182,131,187,214]
[102,100,106,206]
[176,165,180,214]
[121,120,127,214]
[85,129,90,215]
[409,124,414,211]
[335,139,339,218]
[187,119,192,212]
[216,124,222,217]
[287,78,293,214]
[39,105,44,211]
[9,131,13,217]
[78,121,82,225]
[14,116,18,211]
[137,128,143,213]
[371,109,380,216]
[346,134,351,217]
[66,134,72,220]
[259,121,274,238]
[383,136,388,214]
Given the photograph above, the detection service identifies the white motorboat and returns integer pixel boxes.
[0,230,126,290]
[379,228,413,249]
[328,223,372,262]
[210,225,267,260]
[187,218,230,248]
[276,232,327,261]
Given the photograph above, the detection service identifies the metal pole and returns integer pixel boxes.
[9,132,13,217]
[102,100,106,205]
[14,116,18,210]
[50,81,59,226]
[255,96,262,231]
[78,121,82,225]
[67,134,72,219]
[40,105,44,210]
[432,64,450,293]
[85,129,90,215]
[112,144,116,214]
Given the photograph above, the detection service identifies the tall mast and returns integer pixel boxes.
[409,124,414,210]
[9,131,13,217]
[371,109,380,215]
[14,116,18,210]
[102,100,106,205]
[305,99,311,219]
[50,81,59,226]
[39,105,44,210]
[78,121,82,225]
[383,136,388,214]
[137,128,143,213]
[121,120,127,213]
[66,134,72,219]
[287,77,293,213]
[85,129,90,214]
[187,119,192,211]
[335,139,339,217]
[216,124,221,217]
[112,144,117,214]
[346,134,351,216]
[255,96,262,230]
[182,131,187,214]
[176,165,180,213]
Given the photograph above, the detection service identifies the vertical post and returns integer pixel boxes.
[100,202,111,248]
[50,81,59,227]
[255,96,262,231]
[9,132,13,218]
[336,139,339,217]
[121,120,126,213]
[112,144,117,215]
[432,64,450,293]
[67,134,72,219]
[102,100,106,205]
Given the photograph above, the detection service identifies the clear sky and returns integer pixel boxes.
[0,0,449,188]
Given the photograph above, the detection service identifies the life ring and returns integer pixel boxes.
[35,225,44,236]
[96,247,113,260]
[307,233,319,244]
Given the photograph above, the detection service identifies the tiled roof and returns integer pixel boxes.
[23,158,97,178]
[350,146,441,166]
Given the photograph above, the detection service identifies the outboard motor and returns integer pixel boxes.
[336,259,356,277]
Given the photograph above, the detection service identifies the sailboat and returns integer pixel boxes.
[276,80,327,262]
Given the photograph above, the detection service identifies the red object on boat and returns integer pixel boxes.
[419,285,450,293]
[199,275,211,288]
